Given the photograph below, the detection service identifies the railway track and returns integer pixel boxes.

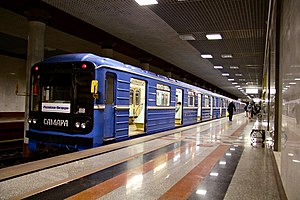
[0,120,24,168]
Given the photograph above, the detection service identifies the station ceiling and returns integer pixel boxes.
[0,0,269,100]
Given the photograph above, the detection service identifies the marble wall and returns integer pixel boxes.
[0,55,26,112]
[280,0,300,199]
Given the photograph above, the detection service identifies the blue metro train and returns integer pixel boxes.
[26,53,244,151]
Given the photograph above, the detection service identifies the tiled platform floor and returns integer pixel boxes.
[0,114,284,200]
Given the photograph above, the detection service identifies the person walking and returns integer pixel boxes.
[227,101,236,121]
[244,102,249,117]
[246,103,253,119]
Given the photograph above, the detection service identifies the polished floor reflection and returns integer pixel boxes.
[0,115,284,200]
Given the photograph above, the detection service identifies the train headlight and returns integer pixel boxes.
[81,123,86,129]
[32,119,37,124]
[75,122,80,128]
[28,118,32,124]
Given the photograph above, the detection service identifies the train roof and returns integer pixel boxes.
[40,53,238,102]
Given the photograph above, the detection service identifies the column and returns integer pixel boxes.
[24,9,49,156]
[100,40,116,58]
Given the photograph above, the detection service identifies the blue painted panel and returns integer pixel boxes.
[182,109,197,125]
[103,104,115,138]
[115,109,129,138]
[202,108,211,121]
[147,109,175,133]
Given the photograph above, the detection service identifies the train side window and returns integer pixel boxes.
[213,97,217,107]
[204,95,210,107]
[105,74,115,105]
[188,91,195,107]
[156,83,170,106]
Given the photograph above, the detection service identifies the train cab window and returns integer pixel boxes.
[156,83,170,106]
[204,95,210,107]
[188,91,195,107]
[31,75,40,111]
[35,73,72,114]
[41,73,72,103]
[74,73,93,114]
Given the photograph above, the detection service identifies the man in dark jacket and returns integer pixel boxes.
[227,101,236,121]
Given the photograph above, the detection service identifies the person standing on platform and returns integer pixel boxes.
[227,101,236,121]
[244,102,249,117]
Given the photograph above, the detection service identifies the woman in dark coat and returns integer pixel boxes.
[227,101,236,121]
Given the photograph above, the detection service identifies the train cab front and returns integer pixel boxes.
[26,61,99,152]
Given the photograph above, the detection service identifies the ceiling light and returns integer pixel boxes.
[214,66,223,69]
[230,66,239,69]
[238,88,243,90]
[228,78,234,81]
[201,54,213,58]
[135,0,158,5]
[289,82,296,85]
[235,74,243,76]
[294,78,300,80]
[206,34,222,40]
[239,79,246,81]
[179,34,196,40]
[222,73,230,76]
[235,85,240,87]
[246,88,258,94]
[221,54,233,58]
[232,82,238,85]
[270,89,276,94]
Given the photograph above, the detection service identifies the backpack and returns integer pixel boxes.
[247,104,252,111]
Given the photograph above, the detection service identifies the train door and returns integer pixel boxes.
[219,98,223,117]
[175,88,183,126]
[210,96,213,118]
[104,73,116,139]
[129,78,146,136]
[197,93,202,121]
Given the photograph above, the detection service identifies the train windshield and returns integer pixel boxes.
[41,73,72,113]
[30,64,94,115]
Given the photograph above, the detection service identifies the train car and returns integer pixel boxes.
[26,53,243,152]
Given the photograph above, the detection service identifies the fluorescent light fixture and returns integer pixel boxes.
[239,79,246,81]
[221,54,233,58]
[232,82,238,85]
[235,74,243,76]
[206,33,222,40]
[289,82,296,85]
[270,88,276,94]
[228,78,235,81]
[246,88,258,94]
[214,65,223,69]
[238,88,242,90]
[135,0,158,5]
[226,153,232,156]
[222,73,230,76]
[292,159,300,163]
[201,54,213,58]
[286,85,290,87]
[294,78,300,81]
[179,34,196,40]
[230,66,239,69]
[235,85,240,87]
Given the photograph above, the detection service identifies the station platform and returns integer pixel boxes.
[0,114,285,200]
